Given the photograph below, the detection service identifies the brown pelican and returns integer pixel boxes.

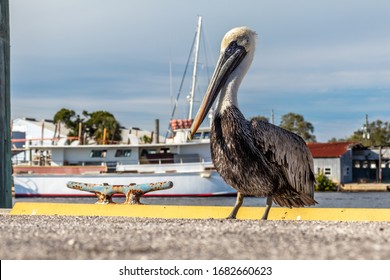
[190,27,317,220]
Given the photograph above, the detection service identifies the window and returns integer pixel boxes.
[354,161,360,168]
[141,149,158,156]
[324,168,332,176]
[115,149,132,157]
[90,150,107,158]
[193,132,202,140]
[160,148,171,154]
[203,132,210,139]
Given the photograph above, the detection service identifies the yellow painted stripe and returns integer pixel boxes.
[9,202,390,221]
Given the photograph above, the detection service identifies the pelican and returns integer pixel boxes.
[190,27,317,220]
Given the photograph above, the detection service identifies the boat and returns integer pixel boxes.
[13,128,235,197]
[12,16,236,198]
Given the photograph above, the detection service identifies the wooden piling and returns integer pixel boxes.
[0,0,12,208]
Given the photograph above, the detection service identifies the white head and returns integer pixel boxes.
[220,26,257,56]
[190,27,257,138]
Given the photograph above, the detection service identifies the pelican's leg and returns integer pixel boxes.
[261,195,273,220]
[227,192,244,219]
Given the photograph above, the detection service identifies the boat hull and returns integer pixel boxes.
[14,171,236,197]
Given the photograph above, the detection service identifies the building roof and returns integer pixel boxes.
[307,142,360,158]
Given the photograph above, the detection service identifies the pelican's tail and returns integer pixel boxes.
[273,193,318,208]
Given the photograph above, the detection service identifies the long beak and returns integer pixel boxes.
[189,42,246,139]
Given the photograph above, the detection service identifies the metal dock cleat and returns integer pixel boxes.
[66,181,173,204]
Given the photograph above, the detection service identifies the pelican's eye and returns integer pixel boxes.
[225,41,239,57]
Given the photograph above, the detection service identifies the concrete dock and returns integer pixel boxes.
[341,183,390,192]
[1,208,390,259]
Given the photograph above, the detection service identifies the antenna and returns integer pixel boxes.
[362,114,370,140]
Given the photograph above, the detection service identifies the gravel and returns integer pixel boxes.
[1,215,389,259]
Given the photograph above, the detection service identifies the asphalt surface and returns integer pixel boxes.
[1,213,389,260]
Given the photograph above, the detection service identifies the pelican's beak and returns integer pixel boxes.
[189,41,247,139]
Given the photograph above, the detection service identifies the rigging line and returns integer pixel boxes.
[165,30,197,138]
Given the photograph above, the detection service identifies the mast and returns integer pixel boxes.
[188,16,202,120]
[165,16,203,139]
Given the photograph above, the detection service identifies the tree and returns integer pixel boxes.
[83,110,122,144]
[279,112,316,142]
[328,137,347,143]
[53,108,82,137]
[315,173,338,191]
[140,135,153,144]
[250,115,269,122]
[53,108,122,144]
[348,119,390,147]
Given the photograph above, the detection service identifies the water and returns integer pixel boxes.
[14,192,390,208]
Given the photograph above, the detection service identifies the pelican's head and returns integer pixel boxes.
[220,26,256,55]
[189,27,257,139]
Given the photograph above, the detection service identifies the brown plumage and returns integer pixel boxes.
[190,27,317,219]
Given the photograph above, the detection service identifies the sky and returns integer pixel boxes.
[9,0,390,142]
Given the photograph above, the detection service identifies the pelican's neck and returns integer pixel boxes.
[216,77,240,114]
[216,52,253,114]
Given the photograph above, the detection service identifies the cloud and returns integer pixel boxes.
[9,0,390,142]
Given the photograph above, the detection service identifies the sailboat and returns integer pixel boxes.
[12,16,236,197]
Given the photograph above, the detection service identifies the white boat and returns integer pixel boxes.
[13,128,235,197]
[12,16,236,198]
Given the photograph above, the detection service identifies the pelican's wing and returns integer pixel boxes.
[250,120,315,197]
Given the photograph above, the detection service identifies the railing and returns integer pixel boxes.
[13,156,213,167]
[115,156,215,173]
[122,156,213,165]
[11,136,80,144]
